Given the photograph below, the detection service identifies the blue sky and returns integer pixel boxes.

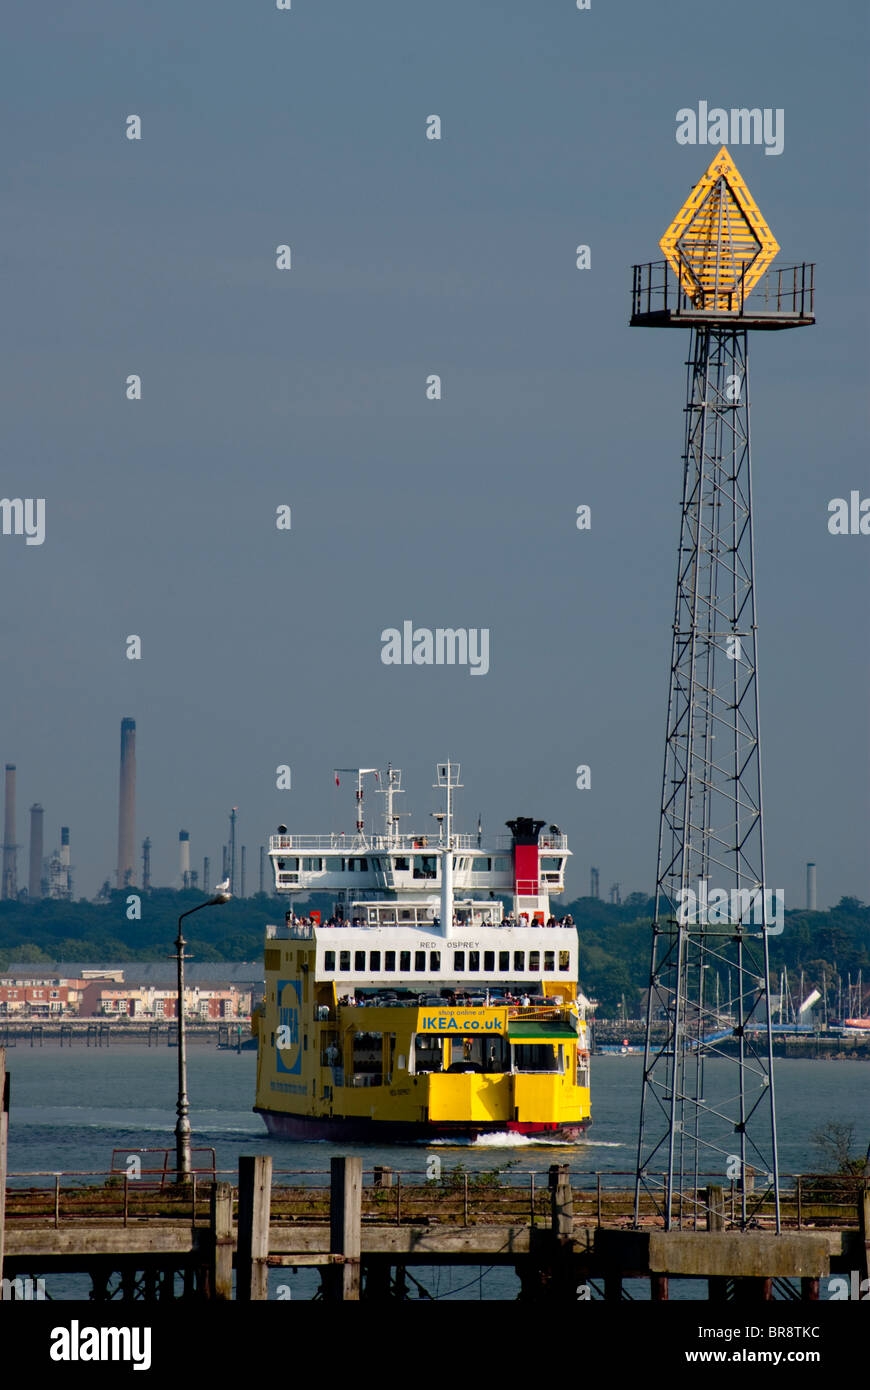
[1,0,867,906]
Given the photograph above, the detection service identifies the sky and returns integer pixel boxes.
[1,0,868,908]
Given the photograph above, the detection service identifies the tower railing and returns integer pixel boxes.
[631,259,815,322]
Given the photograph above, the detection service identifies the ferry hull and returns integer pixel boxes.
[255,1106,590,1144]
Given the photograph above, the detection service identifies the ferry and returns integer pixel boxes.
[252,762,591,1142]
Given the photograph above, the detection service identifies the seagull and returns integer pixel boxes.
[215,878,230,895]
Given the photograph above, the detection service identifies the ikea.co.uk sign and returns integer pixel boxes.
[417,1009,507,1033]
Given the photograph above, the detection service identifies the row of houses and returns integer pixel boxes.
[0,963,263,1021]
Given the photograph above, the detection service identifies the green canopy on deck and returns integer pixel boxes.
[508,1019,577,1042]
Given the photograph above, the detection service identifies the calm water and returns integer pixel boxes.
[5,1046,868,1300]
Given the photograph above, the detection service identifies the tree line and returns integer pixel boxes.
[0,888,868,1018]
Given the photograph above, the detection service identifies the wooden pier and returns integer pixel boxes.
[3,1156,869,1302]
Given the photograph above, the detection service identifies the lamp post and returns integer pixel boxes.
[174,885,231,1180]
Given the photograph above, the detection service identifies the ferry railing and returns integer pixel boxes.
[269,922,315,940]
[269,832,569,854]
[5,1166,861,1232]
[507,1004,568,1020]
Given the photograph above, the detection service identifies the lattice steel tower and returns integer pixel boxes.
[631,150,814,1231]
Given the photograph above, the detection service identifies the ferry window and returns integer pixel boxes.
[529,951,540,972]
[483,951,495,971]
[414,951,426,972]
[303,857,323,871]
[429,951,441,971]
[494,857,510,872]
[415,1035,443,1073]
[513,1043,560,1074]
[385,951,396,971]
[325,857,342,871]
[354,951,366,971]
[413,855,437,879]
[499,951,510,971]
[277,857,298,870]
[358,858,367,871]
[394,856,409,871]
[468,951,480,972]
[324,950,336,971]
[577,1058,589,1088]
[513,951,525,971]
[559,951,570,972]
[369,951,381,971]
[399,951,411,972]
[540,857,561,872]
[453,951,465,971]
[351,1031,383,1086]
[448,1034,508,1073]
[339,951,351,972]
[544,951,555,972]
[472,857,491,871]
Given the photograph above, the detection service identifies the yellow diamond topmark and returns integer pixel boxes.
[660,149,779,311]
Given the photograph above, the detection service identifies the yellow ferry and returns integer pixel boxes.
[253,763,591,1141]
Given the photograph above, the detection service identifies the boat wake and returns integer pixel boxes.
[428,1132,622,1149]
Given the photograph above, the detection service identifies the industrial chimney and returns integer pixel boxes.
[28,803,44,899]
[806,862,817,912]
[2,764,18,899]
[53,827,73,900]
[117,718,136,888]
[179,830,190,889]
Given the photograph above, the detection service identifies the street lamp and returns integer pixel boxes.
[173,881,231,1180]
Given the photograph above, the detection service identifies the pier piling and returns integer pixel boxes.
[327,1155,362,1301]
[236,1155,272,1301]
[210,1182,234,1301]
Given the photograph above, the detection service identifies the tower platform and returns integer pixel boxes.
[631,258,815,329]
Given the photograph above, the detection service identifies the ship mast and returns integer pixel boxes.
[334,767,378,841]
[434,761,462,940]
[376,764,406,846]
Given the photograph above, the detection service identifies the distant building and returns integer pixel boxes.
[78,982,149,1018]
[0,963,259,1020]
[0,976,84,1017]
